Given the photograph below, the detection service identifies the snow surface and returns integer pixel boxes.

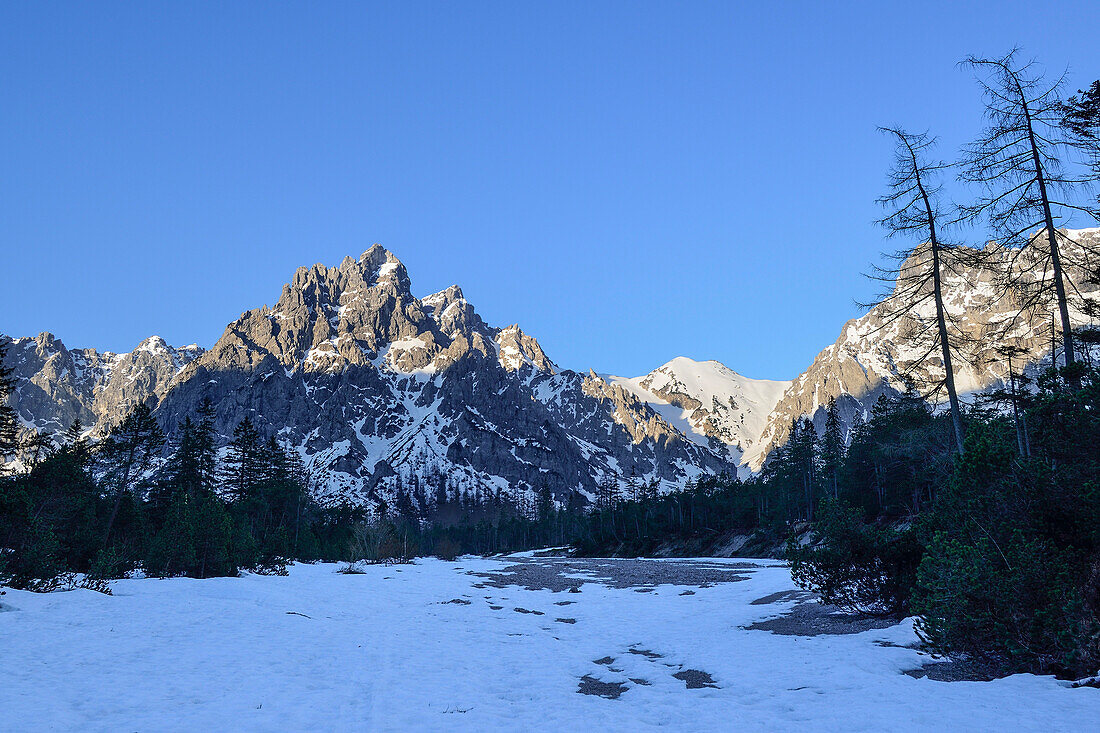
[2,557,1094,731]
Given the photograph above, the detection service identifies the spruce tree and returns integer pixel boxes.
[819,398,845,498]
[195,398,219,490]
[222,417,263,502]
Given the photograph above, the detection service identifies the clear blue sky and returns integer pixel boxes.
[2,2,1098,379]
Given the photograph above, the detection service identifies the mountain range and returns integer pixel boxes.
[4,228,1098,506]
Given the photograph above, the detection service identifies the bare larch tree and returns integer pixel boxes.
[959,51,1100,378]
[871,127,966,455]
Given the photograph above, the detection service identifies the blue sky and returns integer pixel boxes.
[2,2,1098,379]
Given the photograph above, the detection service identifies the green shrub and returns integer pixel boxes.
[0,519,65,590]
[788,497,922,617]
[912,422,1100,678]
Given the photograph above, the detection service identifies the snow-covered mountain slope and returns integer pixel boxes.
[748,227,1100,469]
[608,358,791,475]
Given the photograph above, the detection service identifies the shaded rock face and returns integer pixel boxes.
[748,228,1100,469]
[3,244,731,506]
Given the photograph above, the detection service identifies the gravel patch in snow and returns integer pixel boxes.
[744,601,897,636]
[471,556,755,592]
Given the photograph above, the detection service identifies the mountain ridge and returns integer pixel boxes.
[4,245,733,507]
[5,227,1099,500]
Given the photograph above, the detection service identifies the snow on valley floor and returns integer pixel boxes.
[1,555,1096,732]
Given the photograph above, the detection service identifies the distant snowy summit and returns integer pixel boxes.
[4,227,1099,504]
[608,358,791,476]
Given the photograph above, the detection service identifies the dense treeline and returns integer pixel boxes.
[0,394,338,588]
[0,389,576,588]
[565,391,961,558]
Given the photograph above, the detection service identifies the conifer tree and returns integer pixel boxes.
[819,398,845,498]
[63,418,86,449]
[98,404,164,548]
[195,398,219,489]
[222,416,263,502]
[0,341,19,467]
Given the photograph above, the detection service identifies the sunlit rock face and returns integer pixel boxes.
[748,228,1100,469]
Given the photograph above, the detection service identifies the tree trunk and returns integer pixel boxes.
[930,241,966,454]
[1021,86,1077,376]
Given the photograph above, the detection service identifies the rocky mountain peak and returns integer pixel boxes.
[423,284,489,340]
[609,357,792,473]
[204,247,438,374]
[495,325,557,375]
